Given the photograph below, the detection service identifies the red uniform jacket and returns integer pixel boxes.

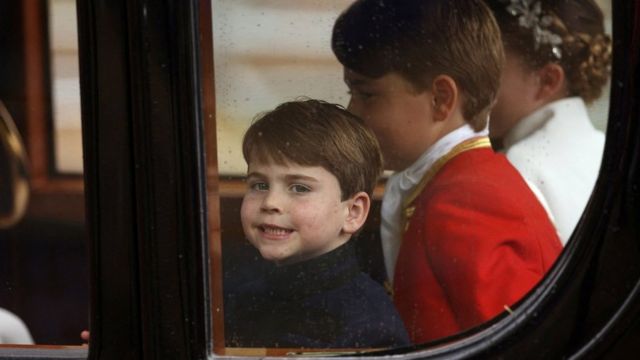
[393,145,562,344]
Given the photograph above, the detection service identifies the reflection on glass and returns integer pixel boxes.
[209,0,612,352]
[0,101,33,345]
[0,0,88,346]
[0,100,29,229]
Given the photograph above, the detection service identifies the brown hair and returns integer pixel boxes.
[242,99,383,200]
[486,0,612,104]
[331,0,504,131]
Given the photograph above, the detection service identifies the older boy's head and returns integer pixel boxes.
[332,0,504,130]
[242,99,383,199]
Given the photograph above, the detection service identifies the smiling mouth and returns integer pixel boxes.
[259,224,294,236]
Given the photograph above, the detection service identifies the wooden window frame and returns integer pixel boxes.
[26,0,84,222]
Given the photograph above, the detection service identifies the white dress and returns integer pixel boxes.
[0,308,33,344]
[501,97,605,245]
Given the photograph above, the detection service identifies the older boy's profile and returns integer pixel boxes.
[332,0,562,343]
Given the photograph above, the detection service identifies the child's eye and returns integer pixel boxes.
[289,184,311,193]
[249,182,269,191]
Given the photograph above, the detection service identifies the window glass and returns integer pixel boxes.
[209,0,612,354]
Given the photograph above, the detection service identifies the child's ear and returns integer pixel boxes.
[342,191,371,235]
[431,75,458,122]
[535,63,567,101]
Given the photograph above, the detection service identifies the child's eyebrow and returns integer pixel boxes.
[284,174,319,183]
[245,172,318,183]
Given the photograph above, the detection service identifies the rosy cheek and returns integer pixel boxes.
[295,205,321,229]
[240,199,255,223]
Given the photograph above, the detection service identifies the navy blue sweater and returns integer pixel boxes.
[224,241,410,348]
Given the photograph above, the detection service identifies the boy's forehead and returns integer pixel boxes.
[344,68,422,92]
[246,153,282,168]
[246,159,337,180]
[343,68,375,85]
[246,155,302,171]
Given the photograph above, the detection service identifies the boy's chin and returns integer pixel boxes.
[257,247,296,266]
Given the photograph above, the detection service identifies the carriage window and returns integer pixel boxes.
[207,0,612,355]
[0,0,87,347]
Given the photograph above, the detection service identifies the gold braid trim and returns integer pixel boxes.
[401,137,492,232]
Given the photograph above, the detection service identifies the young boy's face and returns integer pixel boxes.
[241,159,354,265]
[344,68,439,171]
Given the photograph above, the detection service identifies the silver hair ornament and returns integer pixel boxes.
[503,0,563,59]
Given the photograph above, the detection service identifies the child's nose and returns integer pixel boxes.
[260,190,283,213]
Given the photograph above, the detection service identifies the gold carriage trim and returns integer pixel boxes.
[402,136,492,232]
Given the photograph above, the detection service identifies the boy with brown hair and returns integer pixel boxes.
[225,99,409,348]
[332,0,562,343]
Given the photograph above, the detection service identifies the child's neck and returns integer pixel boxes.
[435,114,467,143]
[274,237,351,267]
